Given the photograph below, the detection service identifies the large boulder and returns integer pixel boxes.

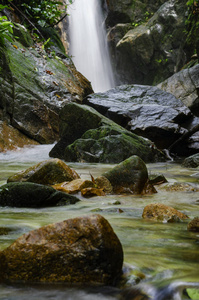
[0,182,80,207]
[0,214,123,285]
[86,84,198,155]
[102,155,148,194]
[158,64,199,116]
[107,0,187,85]
[7,158,80,185]
[0,26,93,145]
[142,203,189,222]
[49,103,165,163]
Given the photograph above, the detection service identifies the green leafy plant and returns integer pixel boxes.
[0,5,14,45]
[185,0,199,59]
[3,0,73,28]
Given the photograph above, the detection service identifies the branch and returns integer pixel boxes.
[168,123,199,151]
[52,13,68,27]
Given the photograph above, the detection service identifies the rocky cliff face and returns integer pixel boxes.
[0,24,93,148]
[106,0,188,85]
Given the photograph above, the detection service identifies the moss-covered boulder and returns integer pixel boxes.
[0,182,80,207]
[0,25,93,146]
[49,103,165,163]
[0,214,123,285]
[102,155,148,194]
[7,158,80,185]
[142,203,189,222]
[86,84,195,154]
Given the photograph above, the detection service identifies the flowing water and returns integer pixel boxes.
[68,0,115,92]
[0,144,199,299]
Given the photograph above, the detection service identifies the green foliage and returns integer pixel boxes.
[0,5,14,45]
[2,0,73,28]
[185,0,199,58]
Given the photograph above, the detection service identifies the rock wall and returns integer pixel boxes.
[106,0,188,85]
[0,24,93,147]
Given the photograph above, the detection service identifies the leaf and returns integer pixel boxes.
[186,288,199,300]
[12,44,18,49]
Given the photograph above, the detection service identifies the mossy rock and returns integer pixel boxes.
[7,158,80,185]
[50,103,165,163]
[0,182,80,208]
[102,155,148,194]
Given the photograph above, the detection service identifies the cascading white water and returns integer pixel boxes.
[68,0,115,92]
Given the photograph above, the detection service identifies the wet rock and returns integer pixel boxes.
[182,153,199,168]
[49,103,165,163]
[142,203,189,222]
[107,0,187,85]
[158,64,199,116]
[0,118,39,152]
[7,158,80,185]
[81,187,105,198]
[187,217,199,232]
[0,214,123,285]
[149,173,168,185]
[0,182,80,208]
[0,26,93,145]
[86,84,197,155]
[52,179,95,194]
[95,176,113,194]
[102,156,149,194]
[106,0,168,27]
[159,182,199,192]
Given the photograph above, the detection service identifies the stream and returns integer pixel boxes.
[0,144,199,299]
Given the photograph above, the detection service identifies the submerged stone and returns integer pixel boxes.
[0,214,123,285]
[0,182,80,208]
[187,217,199,232]
[142,203,189,222]
[7,158,80,185]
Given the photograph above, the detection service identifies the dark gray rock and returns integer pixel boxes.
[86,84,198,155]
[0,26,93,145]
[107,0,187,85]
[158,64,199,116]
[0,182,80,207]
[182,153,199,168]
[49,102,165,163]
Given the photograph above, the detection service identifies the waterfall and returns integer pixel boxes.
[68,0,115,92]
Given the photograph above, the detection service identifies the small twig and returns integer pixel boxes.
[51,13,68,27]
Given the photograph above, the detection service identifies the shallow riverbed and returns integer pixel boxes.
[0,145,199,299]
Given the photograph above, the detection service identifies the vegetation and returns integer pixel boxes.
[0,4,14,44]
[0,0,72,45]
[1,0,72,27]
[185,0,199,59]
